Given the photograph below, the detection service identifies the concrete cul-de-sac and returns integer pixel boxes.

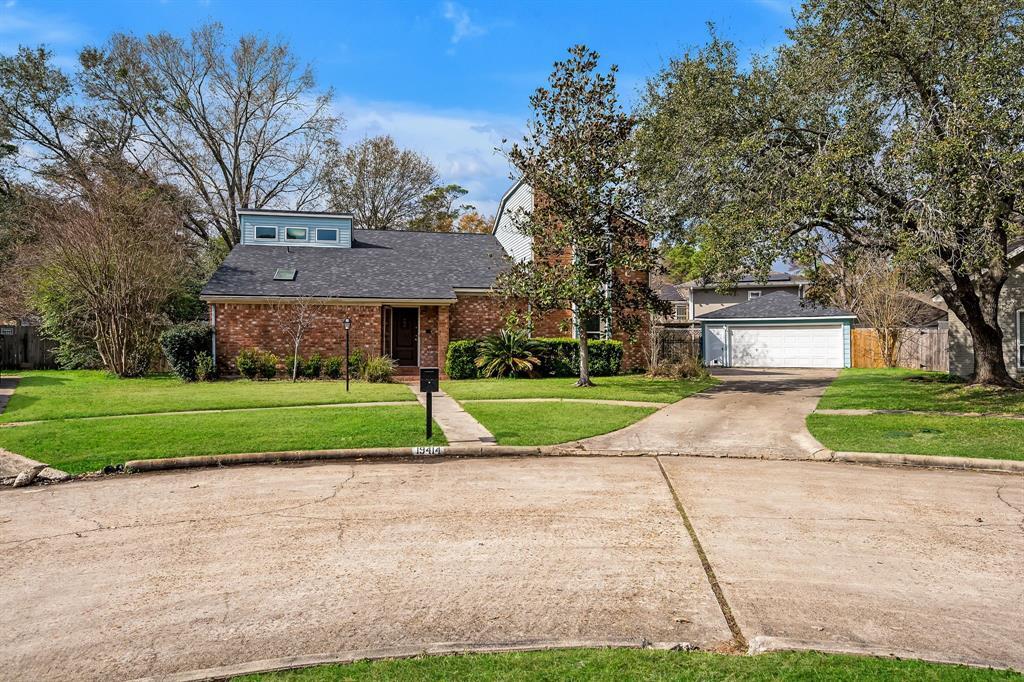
[2,455,1021,681]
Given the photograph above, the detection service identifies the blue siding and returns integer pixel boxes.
[239,213,353,248]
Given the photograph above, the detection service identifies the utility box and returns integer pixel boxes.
[419,367,439,393]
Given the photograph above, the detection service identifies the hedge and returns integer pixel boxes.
[445,336,623,380]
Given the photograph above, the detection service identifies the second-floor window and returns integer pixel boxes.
[286,227,308,241]
[674,304,688,320]
[254,225,277,240]
[316,228,338,242]
[748,290,762,300]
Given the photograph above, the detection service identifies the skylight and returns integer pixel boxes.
[273,268,297,281]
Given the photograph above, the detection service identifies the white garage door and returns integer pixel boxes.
[729,324,844,368]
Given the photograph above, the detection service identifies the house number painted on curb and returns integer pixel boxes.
[412,446,445,456]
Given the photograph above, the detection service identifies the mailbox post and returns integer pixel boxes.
[419,368,439,439]
[342,318,351,392]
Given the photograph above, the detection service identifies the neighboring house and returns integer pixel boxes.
[947,243,1024,379]
[682,272,808,320]
[202,184,650,375]
[697,291,857,369]
[655,283,690,323]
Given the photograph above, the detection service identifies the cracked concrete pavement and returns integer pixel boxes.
[570,368,836,457]
[1,456,1021,680]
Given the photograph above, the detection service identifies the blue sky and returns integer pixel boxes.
[0,0,798,215]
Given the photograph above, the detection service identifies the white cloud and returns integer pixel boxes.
[442,1,486,45]
[0,5,85,47]
[337,96,523,217]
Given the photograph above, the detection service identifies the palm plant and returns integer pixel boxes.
[475,329,543,378]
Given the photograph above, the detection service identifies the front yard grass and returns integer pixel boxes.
[0,370,414,423]
[807,413,1024,460]
[233,648,1020,681]
[462,401,656,446]
[0,405,444,474]
[818,368,1024,414]
[442,374,717,403]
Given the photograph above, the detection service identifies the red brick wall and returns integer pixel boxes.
[450,295,514,340]
[418,305,440,368]
[212,303,382,371]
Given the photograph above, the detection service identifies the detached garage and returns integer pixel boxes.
[697,292,857,369]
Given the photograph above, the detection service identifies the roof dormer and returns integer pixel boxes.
[237,208,354,248]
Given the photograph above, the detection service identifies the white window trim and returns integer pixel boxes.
[285,226,308,241]
[253,225,278,241]
[674,303,687,321]
[315,227,339,242]
[748,290,762,300]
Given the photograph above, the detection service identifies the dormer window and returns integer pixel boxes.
[286,227,308,241]
[316,228,338,242]
[254,225,277,240]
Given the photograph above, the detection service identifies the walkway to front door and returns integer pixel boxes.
[392,307,418,366]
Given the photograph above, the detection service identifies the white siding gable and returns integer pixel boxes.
[493,180,534,263]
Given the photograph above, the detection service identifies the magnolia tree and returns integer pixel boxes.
[637,0,1024,386]
[499,45,663,386]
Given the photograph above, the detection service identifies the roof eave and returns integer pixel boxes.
[696,315,857,323]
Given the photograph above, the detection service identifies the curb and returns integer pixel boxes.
[746,635,1018,672]
[829,450,1024,474]
[123,445,546,473]
[127,639,675,682]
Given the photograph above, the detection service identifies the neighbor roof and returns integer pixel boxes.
[684,271,809,289]
[657,284,686,302]
[201,230,509,301]
[697,291,855,320]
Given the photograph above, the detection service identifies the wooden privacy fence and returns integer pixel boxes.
[851,326,948,372]
[652,325,702,365]
[0,324,58,370]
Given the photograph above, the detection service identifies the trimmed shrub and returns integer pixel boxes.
[362,355,396,383]
[284,354,305,380]
[159,322,213,381]
[236,347,278,380]
[304,353,323,379]
[445,340,480,379]
[257,351,279,380]
[323,355,343,380]
[475,330,543,378]
[195,352,217,382]
[348,348,368,377]
[533,337,624,377]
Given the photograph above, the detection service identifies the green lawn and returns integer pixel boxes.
[233,648,1020,681]
[0,405,444,474]
[818,368,1024,414]
[442,374,717,403]
[0,370,414,423]
[462,401,656,446]
[807,413,1024,460]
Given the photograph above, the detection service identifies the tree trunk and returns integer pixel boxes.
[576,333,594,387]
[967,319,1018,387]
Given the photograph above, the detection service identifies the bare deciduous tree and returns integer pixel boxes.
[325,135,438,229]
[80,23,341,246]
[31,169,190,377]
[278,298,326,381]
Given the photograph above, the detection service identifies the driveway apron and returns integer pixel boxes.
[570,369,836,458]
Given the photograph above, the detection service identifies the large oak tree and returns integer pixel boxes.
[637,0,1024,386]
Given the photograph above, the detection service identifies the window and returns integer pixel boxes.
[1018,310,1024,368]
[254,225,277,240]
[674,304,688,321]
[285,227,308,241]
[316,227,338,242]
[748,290,762,300]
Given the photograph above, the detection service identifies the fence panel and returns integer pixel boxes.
[652,325,702,365]
[851,327,948,372]
[0,324,58,370]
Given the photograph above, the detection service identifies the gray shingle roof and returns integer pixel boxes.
[697,291,856,320]
[201,230,509,301]
[658,284,686,302]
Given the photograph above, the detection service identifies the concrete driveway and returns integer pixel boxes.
[1,456,1021,680]
[569,368,836,457]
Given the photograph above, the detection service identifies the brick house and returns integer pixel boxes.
[201,188,649,375]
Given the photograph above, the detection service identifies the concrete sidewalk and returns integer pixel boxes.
[410,387,496,446]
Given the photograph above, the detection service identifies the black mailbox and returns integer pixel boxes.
[419,367,439,393]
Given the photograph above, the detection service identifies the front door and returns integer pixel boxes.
[392,307,419,366]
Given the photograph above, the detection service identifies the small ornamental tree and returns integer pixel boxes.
[499,45,663,386]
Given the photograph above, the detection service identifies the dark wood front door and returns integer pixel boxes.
[392,307,418,366]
